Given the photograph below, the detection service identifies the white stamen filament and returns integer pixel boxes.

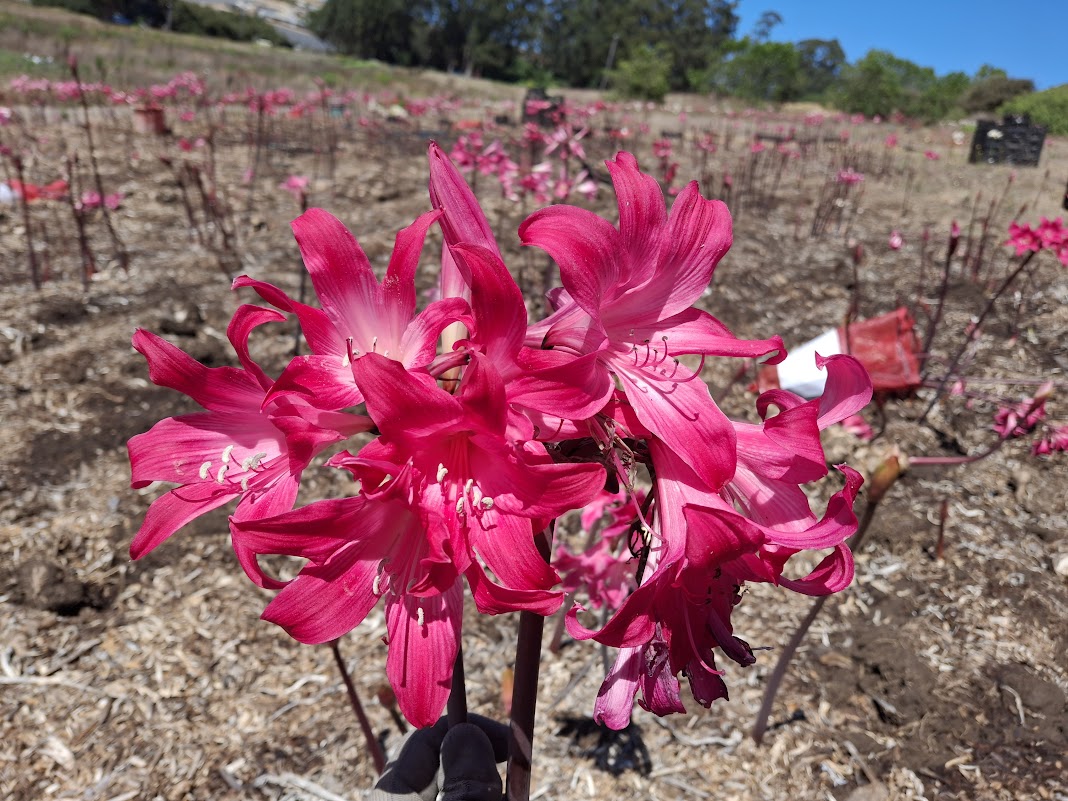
[215,464,228,484]
[416,606,425,627]
[199,461,212,479]
[377,474,392,488]
[241,477,250,492]
[480,497,494,510]
[371,336,378,353]
[436,463,448,482]
[221,444,234,464]
[372,575,381,595]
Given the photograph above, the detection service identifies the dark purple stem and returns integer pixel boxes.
[917,250,1038,425]
[506,528,551,801]
[447,646,468,727]
[329,638,386,774]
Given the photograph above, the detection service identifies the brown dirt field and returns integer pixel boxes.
[2,55,1067,801]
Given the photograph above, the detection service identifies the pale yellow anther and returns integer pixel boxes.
[199,461,212,480]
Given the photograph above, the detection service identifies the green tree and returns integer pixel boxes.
[309,0,424,63]
[608,42,672,100]
[751,10,782,41]
[832,49,969,121]
[711,38,801,102]
[795,38,844,99]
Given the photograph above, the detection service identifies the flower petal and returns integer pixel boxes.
[385,583,463,728]
[611,358,736,491]
[133,329,263,413]
[519,204,620,319]
[130,482,235,559]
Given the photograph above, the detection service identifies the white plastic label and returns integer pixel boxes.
[773,328,843,398]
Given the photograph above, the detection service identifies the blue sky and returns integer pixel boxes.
[736,0,1065,90]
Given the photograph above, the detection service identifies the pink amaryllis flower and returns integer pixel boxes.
[232,352,606,726]
[127,305,371,566]
[233,208,469,410]
[568,353,871,728]
[520,151,785,491]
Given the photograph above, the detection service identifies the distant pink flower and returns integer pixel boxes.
[925,150,940,160]
[1032,425,1068,455]
[1006,221,1042,255]
[841,413,874,440]
[280,174,309,203]
[889,230,903,250]
[993,383,1051,439]
[884,134,898,148]
[836,169,864,185]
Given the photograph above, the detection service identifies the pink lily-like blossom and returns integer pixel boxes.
[569,354,870,727]
[233,207,469,410]
[127,305,372,566]
[520,151,785,491]
[232,351,605,725]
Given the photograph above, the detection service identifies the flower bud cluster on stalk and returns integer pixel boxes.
[128,146,873,729]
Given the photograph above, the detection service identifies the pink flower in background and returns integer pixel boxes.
[1006,221,1043,255]
[1032,425,1068,455]
[924,150,940,160]
[279,174,309,202]
[993,383,1051,439]
[841,413,874,440]
[884,133,898,148]
[836,168,864,185]
[889,230,903,250]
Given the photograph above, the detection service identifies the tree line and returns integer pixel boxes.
[309,0,1035,120]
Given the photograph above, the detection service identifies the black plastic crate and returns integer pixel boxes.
[969,114,1047,167]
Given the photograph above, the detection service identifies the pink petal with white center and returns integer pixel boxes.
[130,482,235,559]
[519,204,620,318]
[611,358,736,491]
[814,353,873,429]
[385,582,463,728]
[132,329,263,413]
[605,151,666,288]
[128,413,283,488]
[291,209,378,334]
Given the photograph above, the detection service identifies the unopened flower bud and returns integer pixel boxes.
[868,451,903,504]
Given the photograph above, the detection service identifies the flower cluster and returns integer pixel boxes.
[128,146,871,729]
[1006,217,1068,265]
